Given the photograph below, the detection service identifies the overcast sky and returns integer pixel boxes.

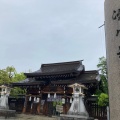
[0,0,105,73]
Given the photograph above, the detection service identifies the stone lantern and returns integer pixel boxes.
[70,83,87,95]
[67,83,88,117]
[0,85,11,109]
[0,85,11,95]
[60,83,90,120]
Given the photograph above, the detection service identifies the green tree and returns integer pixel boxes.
[0,66,27,97]
[97,57,107,76]
[97,56,109,106]
[0,66,17,84]
[10,72,27,98]
[10,87,26,98]
[10,70,26,97]
[98,93,109,106]
[13,72,26,82]
[6,66,16,79]
[0,66,26,84]
[97,56,108,94]
[0,69,10,84]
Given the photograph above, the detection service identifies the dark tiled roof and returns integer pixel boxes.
[12,78,45,86]
[41,60,83,73]
[51,70,99,84]
[76,70,100,81]
[24,60,84,77]
[12,70,99,86]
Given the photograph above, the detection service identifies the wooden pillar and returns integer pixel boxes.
[63,86,66,114]
[63,104,66,114]
[22,95,28,113]
[37,96,41,114]
[30,96,33,114]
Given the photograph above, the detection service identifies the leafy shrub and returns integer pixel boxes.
[10,87,26,98]
[98,93,109,106]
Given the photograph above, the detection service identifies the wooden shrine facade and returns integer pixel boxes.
[11,60,101,117]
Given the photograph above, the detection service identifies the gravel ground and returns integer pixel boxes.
[0,114,59,120]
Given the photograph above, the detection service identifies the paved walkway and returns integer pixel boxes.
[0,114,59,120]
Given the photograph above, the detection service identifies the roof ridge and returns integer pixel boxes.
[84,70,98,73]
[41,60,83,67]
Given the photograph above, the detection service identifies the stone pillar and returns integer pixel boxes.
[105,0,120,119]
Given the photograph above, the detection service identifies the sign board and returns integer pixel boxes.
[56,105,63,113]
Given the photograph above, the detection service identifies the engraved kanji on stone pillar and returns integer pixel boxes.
[112,9,120,36]
[117,46,120,58]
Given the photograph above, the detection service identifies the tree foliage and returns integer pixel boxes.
[0,66,26,97]
[0,69,10,84]
[10,87,26,98]
[97,56,109,106]
[97,56,108,94]
[13,72,26,82]
[97,56,107,76]
[6,66,16,79]
[0,66,26,84]
[98,93,109,106]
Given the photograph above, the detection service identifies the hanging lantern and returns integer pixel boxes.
[34,97,36,102]
[70,98,72,103]
[64,86,65,93]
[62,98,65,104]
[36,98,39,102]
[29,96,31,101]
[48,93,50,98]
[31,103,33,109]
[54,93,56,98]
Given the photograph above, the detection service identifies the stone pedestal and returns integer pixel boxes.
[105,0,120,119]
[67,95,88,117]
[60,115,94,120]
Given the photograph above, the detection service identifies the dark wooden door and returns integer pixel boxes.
[47,102,53,117]
[43,101,53,116]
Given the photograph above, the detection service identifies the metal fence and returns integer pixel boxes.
[86,99,107,120]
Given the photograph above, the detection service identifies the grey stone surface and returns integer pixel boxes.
[105,0,120,120]
[0,114,58,120]
[60,114,94,120]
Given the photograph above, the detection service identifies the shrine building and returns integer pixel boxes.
[11,60,100,117]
